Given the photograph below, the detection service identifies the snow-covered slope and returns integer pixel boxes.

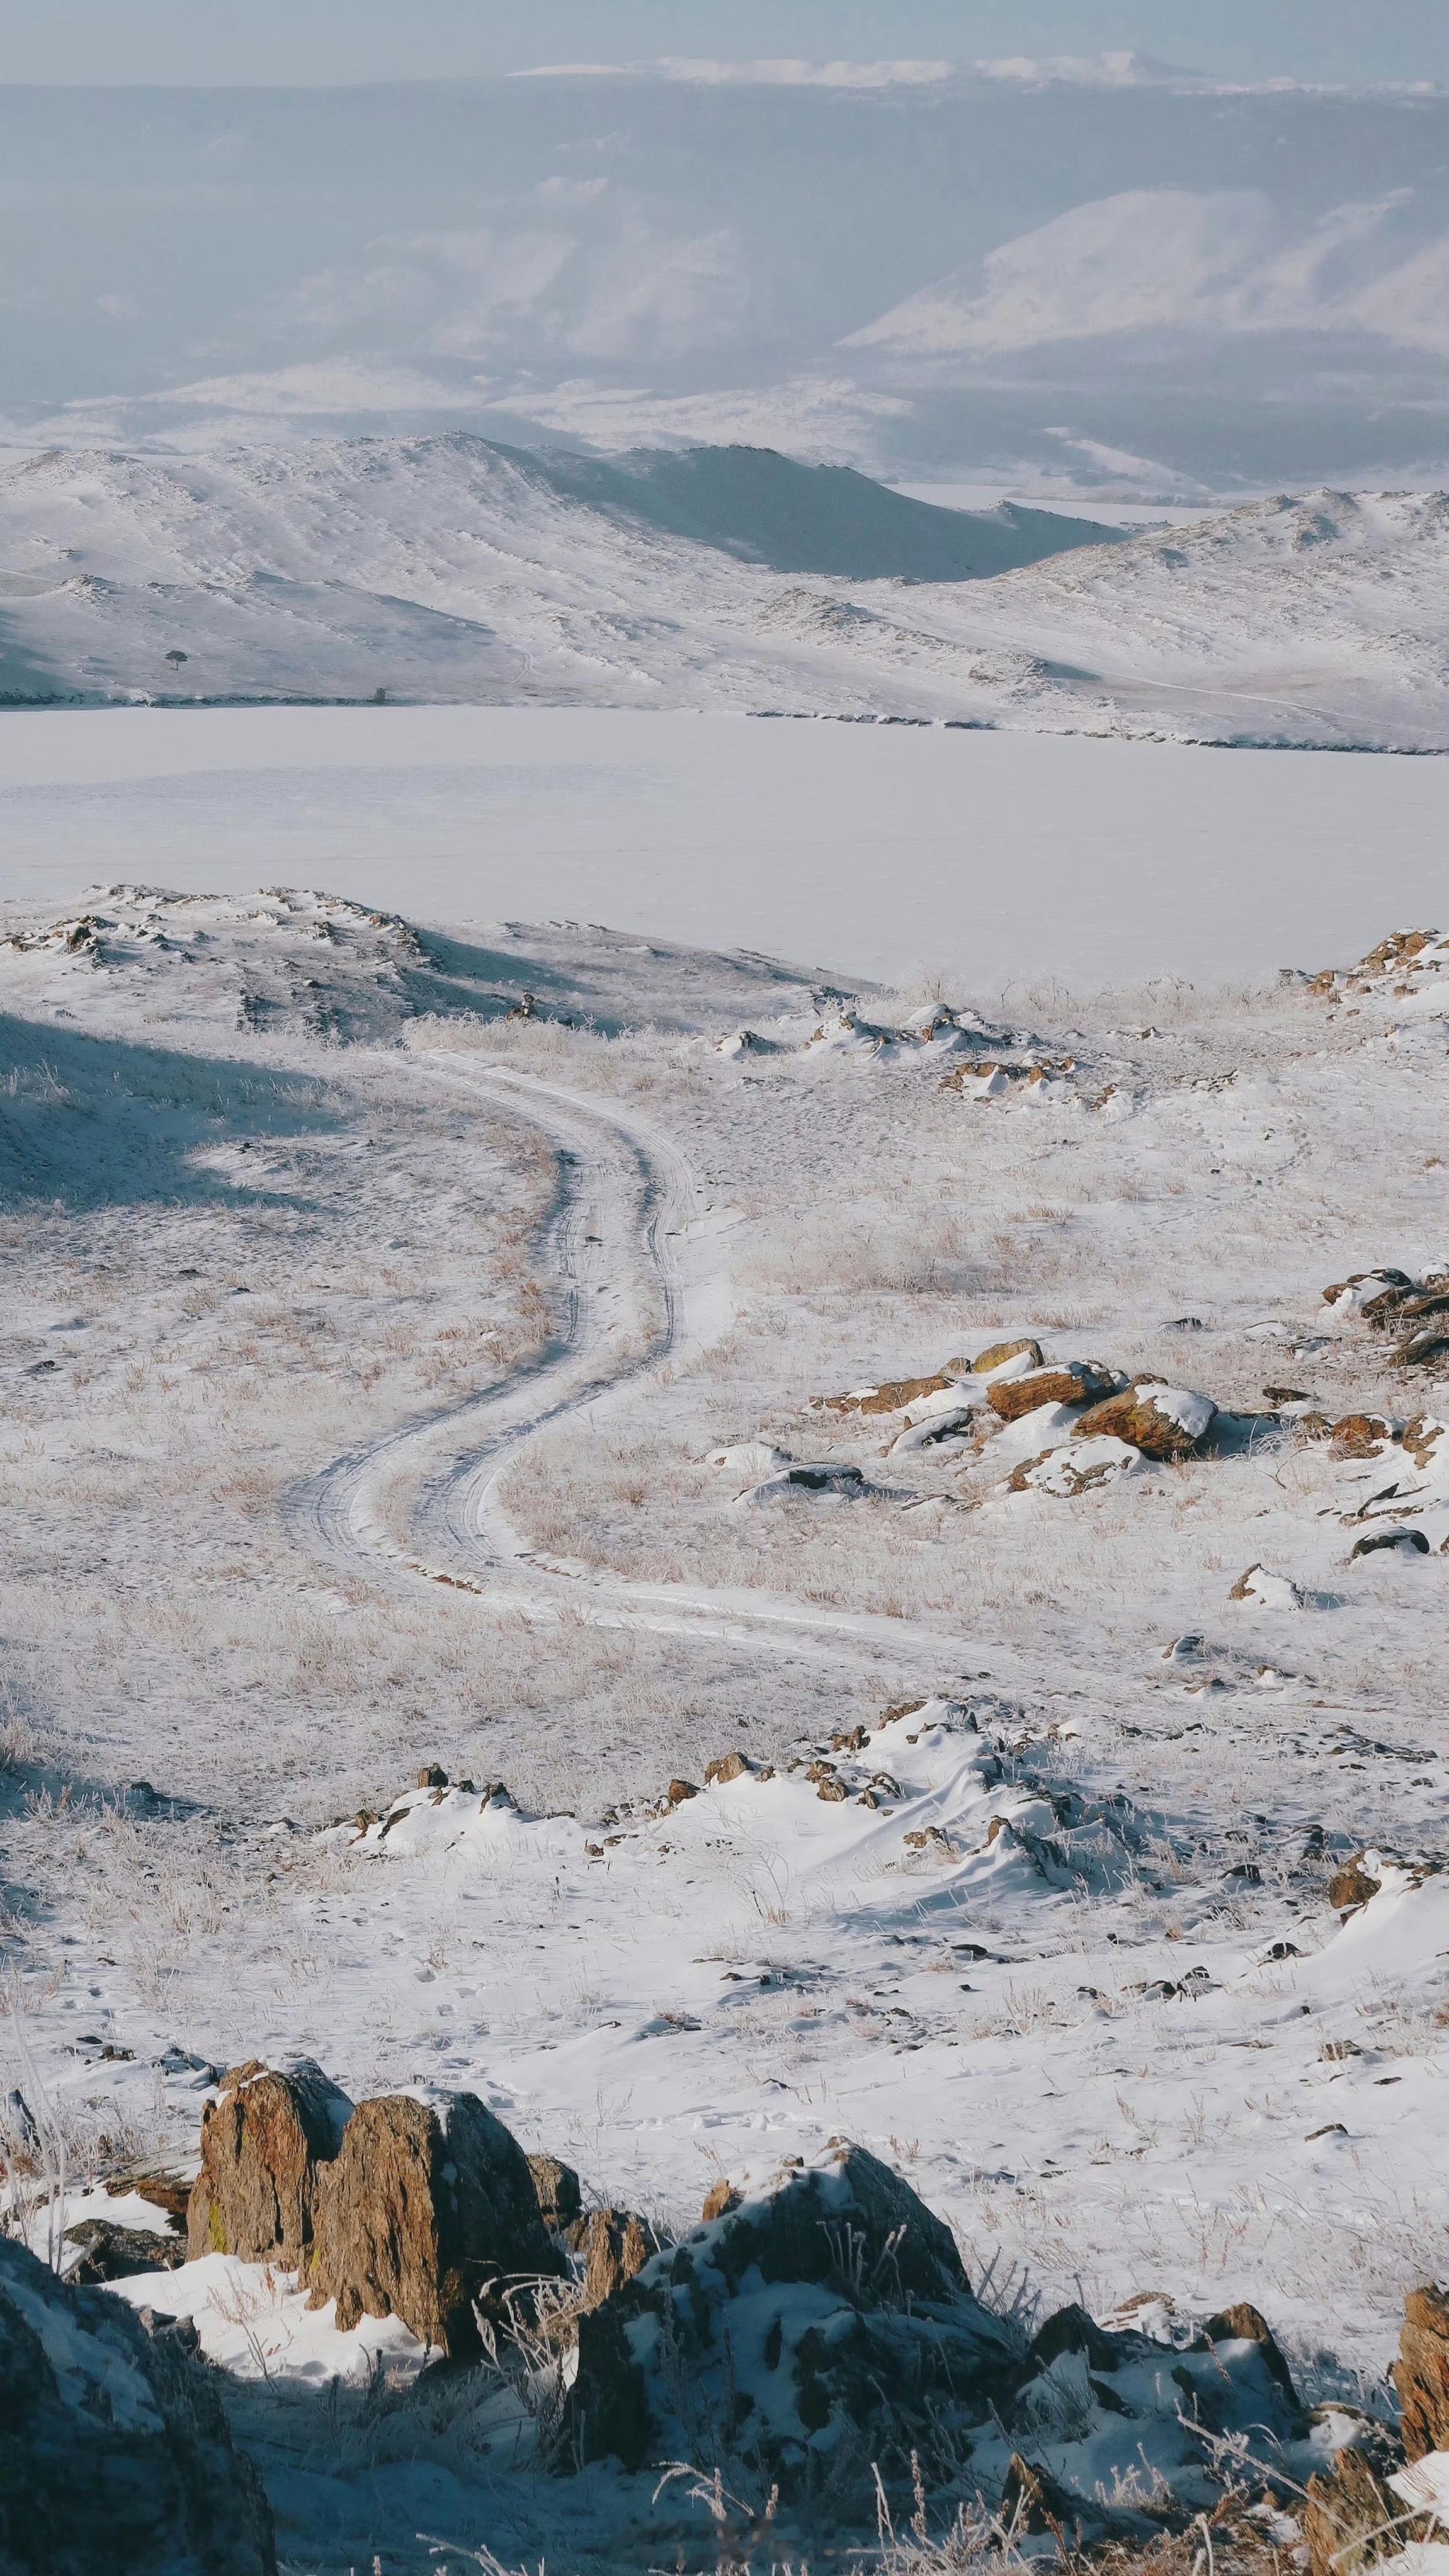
[1,887,1446,2570]
[1,441,1444,746]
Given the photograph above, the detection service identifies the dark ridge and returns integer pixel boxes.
[520,442,1132,582]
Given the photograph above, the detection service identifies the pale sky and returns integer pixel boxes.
[0,0,1442,88]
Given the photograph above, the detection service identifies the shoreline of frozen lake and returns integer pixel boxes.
[2,705,1443,989]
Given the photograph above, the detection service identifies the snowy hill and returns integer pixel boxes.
[1,440,1444,746]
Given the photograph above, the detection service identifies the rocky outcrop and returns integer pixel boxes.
[1304,2443,1411,2576]
[987,1363,1118,1422]
[1394,2283,1449,2460]
[305,2090,563,2358]
[527,2153,582,2235]
[1073,1379,1217,1459]
[0,2234,276,2575]
[186,2058,352,2265]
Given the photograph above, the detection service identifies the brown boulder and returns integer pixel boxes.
[576,2207,656,2311]
[704,1750,749,1786]
[527,2153,582,2234]
[186,2058,352,2265]
[1203,2301,1299,2409]
[306,2091,563,2357]
[701,2179,741,2222]
[1330,1414,1397,1460]
[819,1371,953,1416]
[104,2169,191,2228]
[1327,1854,1381,1915]
[972,1338,1043,1376]
[988,1363,1118,1422]
[1402,1416,1448,1469]
[1394,2284,1449,2460]
[1304,2446,1409,2576]
[1074,1380,1216,1459]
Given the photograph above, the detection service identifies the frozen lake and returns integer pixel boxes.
[2,705,1442,988]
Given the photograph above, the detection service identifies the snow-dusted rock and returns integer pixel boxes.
[1229,1563,1306,1609]
[987,1360,1119,1422]
[1007,1434,1146,1495]
[0,2235,277,2574]
[1074,1378,1217,1458]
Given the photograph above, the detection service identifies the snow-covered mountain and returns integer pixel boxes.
[1,438,1444,747]
[3,65,1445,496]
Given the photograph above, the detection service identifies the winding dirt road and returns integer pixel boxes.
[288,1051,977,1684]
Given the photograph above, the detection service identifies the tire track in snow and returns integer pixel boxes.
[290,1052,977,1683]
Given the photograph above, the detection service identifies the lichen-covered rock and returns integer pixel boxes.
[972,1337,1043,1376]
[1331,1414,1399,1460]
[306,2091,563,2357]
[1074,1379,1216,1459]
[987,1363,1118,1422]
[1394,2283,1449,2459]
[0,2235,276,2575]
[186,2058,352,2265]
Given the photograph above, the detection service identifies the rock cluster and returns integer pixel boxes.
[543,2145,1321,2518]
[1323,1266,1449,1371]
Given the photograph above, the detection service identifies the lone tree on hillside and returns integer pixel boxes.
[164,648,188,675]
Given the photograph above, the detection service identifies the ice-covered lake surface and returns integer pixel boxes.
[3,704,1444,989]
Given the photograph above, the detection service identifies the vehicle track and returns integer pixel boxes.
[288,1052,979,1684]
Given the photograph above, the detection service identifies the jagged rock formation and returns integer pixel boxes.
[305,2090,563,2357]
[186,2059,353,2265]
